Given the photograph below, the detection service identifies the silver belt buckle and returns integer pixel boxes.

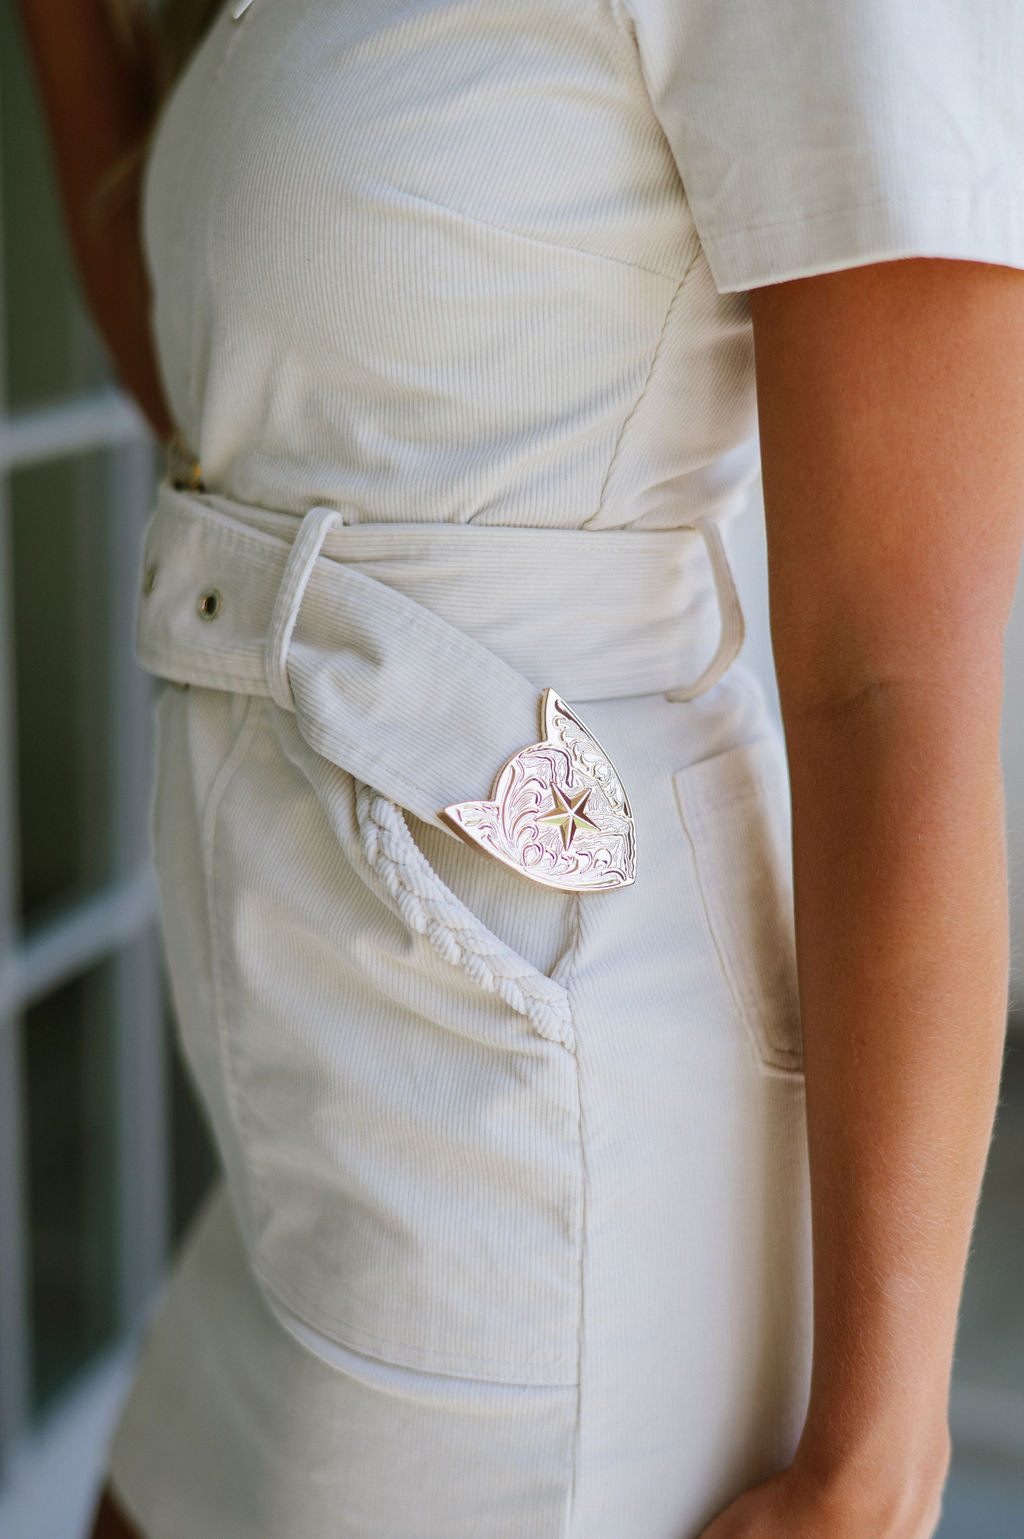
[440,688,635,892]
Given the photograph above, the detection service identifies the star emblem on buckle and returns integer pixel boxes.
[439,688,636,892]
[537,783,600,848]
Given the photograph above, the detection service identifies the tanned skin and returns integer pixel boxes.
[16,0,174,443]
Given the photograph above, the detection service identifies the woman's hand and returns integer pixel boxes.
[697,1452,947,1539]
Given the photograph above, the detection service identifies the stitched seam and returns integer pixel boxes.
[253,1261,578,1378]
[202,696,280,1238]
[391,183,685,285]
[589,269,691,526]
[705,189,1024,243]
[556,894,587,1537]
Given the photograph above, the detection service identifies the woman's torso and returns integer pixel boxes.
[141,0,760,532]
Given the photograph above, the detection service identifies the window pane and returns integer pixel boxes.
[24,960,119,1414]
[11,451,120,926]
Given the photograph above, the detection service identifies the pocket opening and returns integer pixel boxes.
[672,734,804,1078]
[355,782,576,1051]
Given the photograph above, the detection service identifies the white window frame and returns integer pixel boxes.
[0,141,169,1481]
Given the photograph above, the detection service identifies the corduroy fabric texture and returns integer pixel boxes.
[109,666,814,1539]
[106,0,1024,1533]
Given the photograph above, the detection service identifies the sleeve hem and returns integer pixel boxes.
[700,192,1024,294]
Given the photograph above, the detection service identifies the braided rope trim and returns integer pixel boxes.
[354,781,575,1050]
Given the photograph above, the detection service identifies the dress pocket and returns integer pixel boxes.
[672,733,803,1078]
[352,780,578,1050]
[198,697,584,1386]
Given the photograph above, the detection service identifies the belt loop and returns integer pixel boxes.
[265,505,345,710]
[664,517,746,703]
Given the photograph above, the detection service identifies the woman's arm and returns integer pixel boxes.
[16,0,174,441]
[702,256,1024,1539]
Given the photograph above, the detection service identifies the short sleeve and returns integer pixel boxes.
[619,0,1024,292]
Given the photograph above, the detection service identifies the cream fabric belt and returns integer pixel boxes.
[135,480,744,894]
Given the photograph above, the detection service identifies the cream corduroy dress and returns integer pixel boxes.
[106,1,1024,1536]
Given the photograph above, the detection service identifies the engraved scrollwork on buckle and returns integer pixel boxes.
[439,688,636,892]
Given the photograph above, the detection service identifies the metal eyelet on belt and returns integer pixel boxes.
[197,588,222,621]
